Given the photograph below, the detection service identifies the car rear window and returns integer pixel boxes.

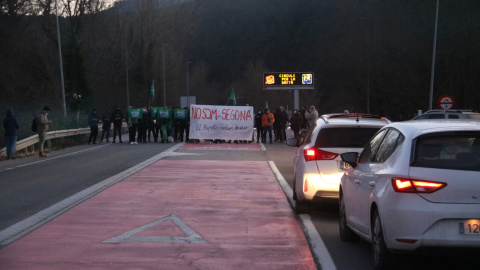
[412,132,480,171]
[315,127,380,148]
[466,114,480,119]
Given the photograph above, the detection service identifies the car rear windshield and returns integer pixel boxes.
[315,127,380,148]
[466,114,480,119]
[412,132,480,171]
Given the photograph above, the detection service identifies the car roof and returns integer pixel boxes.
[384,120,480,138]
[423,109,478,114]
[317,113,391,127]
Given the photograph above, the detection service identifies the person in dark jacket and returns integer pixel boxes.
[99,110,112,143]
[87,108,100,144]
[3,109,19,159]
[280,106,289,142]
[290,108,304,145]
[112,106,123,143]
[273,108,284,142]
[137,106,150,143]
[254,109,263,143]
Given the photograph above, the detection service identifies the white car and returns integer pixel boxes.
[412,109,480,120]
[339,120,480,270]
[286,113,390,214]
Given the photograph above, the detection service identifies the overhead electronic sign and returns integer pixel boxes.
[263,72,314,90]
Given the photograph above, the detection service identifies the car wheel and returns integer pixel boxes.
[339,194,359,241]
[372,210,394,270]
[294,199,310,214]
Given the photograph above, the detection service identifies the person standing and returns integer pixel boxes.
[300,106,308,129]
[112,106,123,143]
[99,109,112,143]
[137,106,149,143]
[126,106,139,145]
[147,108,156,142]
[290,108,304,145]
[273,108,283,142]
[305,105,319,129]
[262,108,275,144]
[87,108,100,144]
[35,106,52,157]
[3,109,19,160]
[280,106,289,142]
[254,109,263,143]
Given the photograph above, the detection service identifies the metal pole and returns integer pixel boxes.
[162,44,167,107]
[186,61,191,108]
[126,45,130,107]
[294,89,299,111]
[367,17,371,114]
[429,0,439,111]
[125,18,131,108]
[55,0,66,116]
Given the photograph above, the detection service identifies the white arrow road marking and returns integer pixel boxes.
[103,214,207,244]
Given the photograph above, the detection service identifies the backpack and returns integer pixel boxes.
[31,118,37,132]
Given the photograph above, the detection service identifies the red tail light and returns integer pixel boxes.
[304,148,338,161]
[392,178,447,193]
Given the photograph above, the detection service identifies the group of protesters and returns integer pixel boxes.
[254,105,318,144]
[86,106,190,145]
[2,104,319,160]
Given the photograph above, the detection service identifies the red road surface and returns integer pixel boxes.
[0,160,315,269]
[180,141,261,151]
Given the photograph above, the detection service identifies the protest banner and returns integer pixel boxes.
[189,104,254,141]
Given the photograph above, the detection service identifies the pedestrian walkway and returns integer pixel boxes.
[0,157,316,269]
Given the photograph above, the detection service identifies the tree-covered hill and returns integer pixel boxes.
[1,0,480,141]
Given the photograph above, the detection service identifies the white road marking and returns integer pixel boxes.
[103,214,207,244]
[0,145,107,173]
[268,161,337,270]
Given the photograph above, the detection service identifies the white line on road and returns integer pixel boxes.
[0,144,108,173]
[268,161,337,270]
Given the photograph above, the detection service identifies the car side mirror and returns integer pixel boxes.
[286,138,298,147]
[340,152,359,168]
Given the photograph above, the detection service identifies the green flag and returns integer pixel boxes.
[128,108,143,119]
[229,89,236,106]
[151,80,155,99]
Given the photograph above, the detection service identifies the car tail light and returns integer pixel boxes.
[304,148,338,161]
[392,178,447,193]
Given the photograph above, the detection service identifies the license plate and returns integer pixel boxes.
[459,220,480,234]
[340,161,351,171]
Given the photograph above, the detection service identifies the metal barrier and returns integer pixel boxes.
[0,128,90,157]
[0,124,128,158]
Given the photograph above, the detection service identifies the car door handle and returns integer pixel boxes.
[354,179,360,185]
[368,181,375,186]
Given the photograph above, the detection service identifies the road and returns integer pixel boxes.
[0,140,478,269]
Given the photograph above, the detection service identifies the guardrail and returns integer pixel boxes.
[0,128,90,158]
[0,124,128,158]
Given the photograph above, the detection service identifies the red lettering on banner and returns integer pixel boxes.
[222,108,230,120]
[191,107,218,120]
[192,106,252,121]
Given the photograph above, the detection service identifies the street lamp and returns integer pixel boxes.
[54,0,66,116]
[429,0,439,110]
[124,18,132,108]
[162,44,168,107]
[186,61,191,108]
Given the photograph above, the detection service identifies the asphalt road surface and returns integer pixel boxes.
[0,140,479,269]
